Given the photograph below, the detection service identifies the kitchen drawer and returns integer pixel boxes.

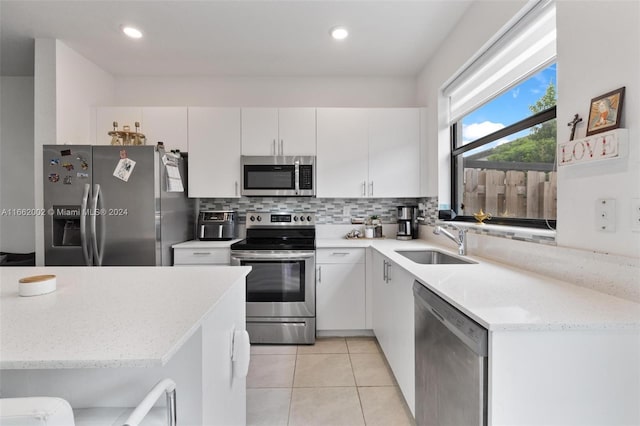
[316,248,365,264]
[174,248,230,265]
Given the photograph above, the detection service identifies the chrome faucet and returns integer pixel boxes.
[433,225,468,256]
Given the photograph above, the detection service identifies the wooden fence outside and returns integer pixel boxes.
[462,168,557,219]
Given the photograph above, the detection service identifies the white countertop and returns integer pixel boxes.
[318,238,640,332]
[172,239,241,249]
[0,266,251,369]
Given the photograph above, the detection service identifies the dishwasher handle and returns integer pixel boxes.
[413,281,488,356]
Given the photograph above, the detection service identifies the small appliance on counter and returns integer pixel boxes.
[397,205,419,240]
[197,210,237,241]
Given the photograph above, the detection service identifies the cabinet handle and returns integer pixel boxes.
[193,252,211,256]
[361,181,366,197]
[386,262,392,283]
[383,260,388,281]
[369,181,374,197]
[280,139,284,155]
[235,181,239,196]
[331,252,349,256]
[317,266,322,283]
[272,139,276,155]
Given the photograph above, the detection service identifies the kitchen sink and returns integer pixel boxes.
[395,250,476,265]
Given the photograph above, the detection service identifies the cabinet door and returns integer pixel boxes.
[95,107,142,145]
[372,251,392,354]
[368,108,420,197]
[278,108,316,155]
[386,261,416,415]
[316,262,366,330]
[142,107,188,152]
[188,107,241,198]
[316,108,369,198]
[241,108,279,155]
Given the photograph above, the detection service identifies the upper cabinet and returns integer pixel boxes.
[317,108,420,198]
[94,107,188,152]
[142,107,188,152]
[368,108,420,198]
[317,108,369,198]
[188,107,241,198]
[241,108,316,156]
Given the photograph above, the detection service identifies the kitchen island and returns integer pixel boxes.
[0,266,251,425]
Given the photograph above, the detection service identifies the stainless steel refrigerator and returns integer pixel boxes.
[43,145,194,266]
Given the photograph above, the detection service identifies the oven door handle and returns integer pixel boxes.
[231,252,315,260]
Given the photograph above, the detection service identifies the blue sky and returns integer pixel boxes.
[461,63,557,147]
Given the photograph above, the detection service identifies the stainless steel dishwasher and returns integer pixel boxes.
[413,281,488,426]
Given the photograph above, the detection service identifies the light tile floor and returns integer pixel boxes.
[247,337,415,426]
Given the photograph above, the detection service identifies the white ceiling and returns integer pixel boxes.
[0,0,472,77]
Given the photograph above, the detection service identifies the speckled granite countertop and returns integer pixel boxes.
[0,266,251,369]
[318,238,640,332]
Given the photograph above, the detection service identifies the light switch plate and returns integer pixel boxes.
[631,198,640,232]
[596,198,616,232]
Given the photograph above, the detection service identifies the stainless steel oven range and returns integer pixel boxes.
[230,212,316,344]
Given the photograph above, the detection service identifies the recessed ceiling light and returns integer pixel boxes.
[122,26,143,39]
[330,27,349,40]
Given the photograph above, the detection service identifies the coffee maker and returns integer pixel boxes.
[397,206,419,240]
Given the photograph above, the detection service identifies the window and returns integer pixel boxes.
[451,64,557,226]
[444,0,557,228]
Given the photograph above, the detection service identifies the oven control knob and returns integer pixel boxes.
[250,216,255,222]
[307,216,312,222]
[257,216,262,222]
[293,216,298,221]
[299,216,305,222]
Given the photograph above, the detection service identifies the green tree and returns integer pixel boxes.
[486,82,557,163]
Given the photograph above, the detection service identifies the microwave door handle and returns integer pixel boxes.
[294,161,300,195]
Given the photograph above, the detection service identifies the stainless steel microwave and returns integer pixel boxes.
[241,156,316,197]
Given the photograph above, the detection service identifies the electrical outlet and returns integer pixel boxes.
[596,198,616,232]
[631,198,640,232]
[343,206,351,217]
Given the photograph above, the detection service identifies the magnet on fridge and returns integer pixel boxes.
[80,160,89,170]
[49,158,60,166]
[48,173,60,183]
[63,175,73,185]
[77,172,89,179]
[119,149,127,159]
[60,149,72,157]
[62,162,74,171]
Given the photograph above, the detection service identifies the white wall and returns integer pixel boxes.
[55,41,115,144]
[114,76,417,107]
[555,0,640,257]
[0,77,35,253]
[416,0,640,258]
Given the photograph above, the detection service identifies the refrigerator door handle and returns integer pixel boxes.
[91,184,106,266]
[80,183,92,266]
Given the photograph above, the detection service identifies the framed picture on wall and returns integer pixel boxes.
[586,87,625,136]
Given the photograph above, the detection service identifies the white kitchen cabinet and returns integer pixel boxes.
[368,108,420,197]
[173,247,230,265]
[316,248,366,331]
[316,108,369,197]
[95,107,142,145]
[188,107,241,198]
[316,108,420,198]
[241,108,316,156]
[371,251,415,415]
[142,107,188,152]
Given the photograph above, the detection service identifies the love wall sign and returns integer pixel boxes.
[557,129,627,166]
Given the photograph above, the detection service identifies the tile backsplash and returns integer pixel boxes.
[200,197,428,224]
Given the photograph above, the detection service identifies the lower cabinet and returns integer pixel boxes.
[371,250,415,415]
[316,248,366,331]
[173,247,230,266]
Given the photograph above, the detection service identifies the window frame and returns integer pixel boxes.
[450,105,557,229]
